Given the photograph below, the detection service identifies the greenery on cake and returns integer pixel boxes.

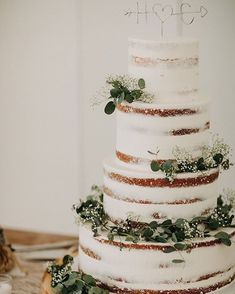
[47,255,108,294]
[100,75,154,115]
[74,187,235,258]
[74,185,106,236]
[150,135,232,181]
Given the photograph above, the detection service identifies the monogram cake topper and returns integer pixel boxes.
[125,1,208,37]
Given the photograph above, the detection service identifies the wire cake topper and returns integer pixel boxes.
[125,1,208,37]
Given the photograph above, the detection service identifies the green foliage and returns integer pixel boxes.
[104,101,116,115]
[150,161,161,172]
[163,246,177,253]
[47,256,109,294]
[175,219,186,229]
[104,77,148,115]
[74,189,234,258]
[150,160,175,180]
[207,196,234,232]
[213,153,224,165]
[151,152,232,180]
[150,135,232,180]
[172,259,185,264]
[214,231,232,246]
[89,286,109,294]
[73,186,106,235]
[174,243,188,251]
[138,78,145,89]
[82,274,96,287]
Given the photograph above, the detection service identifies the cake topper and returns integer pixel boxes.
[124,1,208,37]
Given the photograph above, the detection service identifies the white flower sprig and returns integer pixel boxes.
[106,75,154,103]
[92,74,154,114]
[202,134,232,168]
[172,134,232,173]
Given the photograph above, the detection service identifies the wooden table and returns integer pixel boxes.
[5,228,77,246]
[4,228,78,294]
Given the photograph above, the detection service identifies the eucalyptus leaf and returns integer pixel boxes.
[110,88,120,98]
[138,78,146,89]
[143,227,154,238]
[220,238,232,246]
[83,274,96,286]
[63,272,79,287]
[172,259,185,264]
[155,236,167,243]
[208,219,220,230]
[196,157,205,170]
[104,101,116,115]
[107,232,114,241]
[163,246,177,253]
[131,89,142,99]
[171,233,178,243]
[54,284,64,291]
[151,161,161,172]
[213,153,224,165]
[117,92,125,104]
[161,219,172,227]
[61,287,69,294]
[67,281,83,294]
[214,231,230,240]
[149,221,158,230]
[217,196,223,206]
[214,231,232,246]
[162,160,173,172]
[174,243,188,251]
[125,94,134,103]
[175,218,186,229]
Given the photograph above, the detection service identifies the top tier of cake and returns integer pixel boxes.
[128,38,199,103]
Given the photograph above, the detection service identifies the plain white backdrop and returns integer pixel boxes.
[0,0,235,234]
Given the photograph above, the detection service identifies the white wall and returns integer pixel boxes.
[0,0,234,234]
[0,0,81,234]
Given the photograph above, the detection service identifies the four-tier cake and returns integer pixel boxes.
[77,39,235,293]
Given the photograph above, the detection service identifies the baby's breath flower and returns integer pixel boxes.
[92,74,154,112]
[171,134,232,176]
[202,134,232,167]
[172,146,194,163]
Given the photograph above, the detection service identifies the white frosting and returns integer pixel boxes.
[103,193,216,223]
[78,38,233,293]
[116,100,210,168]
[79,225,235,292]
[103,158,219,222]
[128,39,199,103]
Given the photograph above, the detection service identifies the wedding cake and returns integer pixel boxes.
[77,39,235,293]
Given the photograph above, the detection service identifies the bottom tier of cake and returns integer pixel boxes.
[78,225,235,294]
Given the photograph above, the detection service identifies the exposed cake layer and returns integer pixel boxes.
[116,100,210,170]
[79,225,235,293]
[128,39,199,103]
[103,158,219,222]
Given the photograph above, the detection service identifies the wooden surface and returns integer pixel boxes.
[3,228,78,294]
[5,228,77,245]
